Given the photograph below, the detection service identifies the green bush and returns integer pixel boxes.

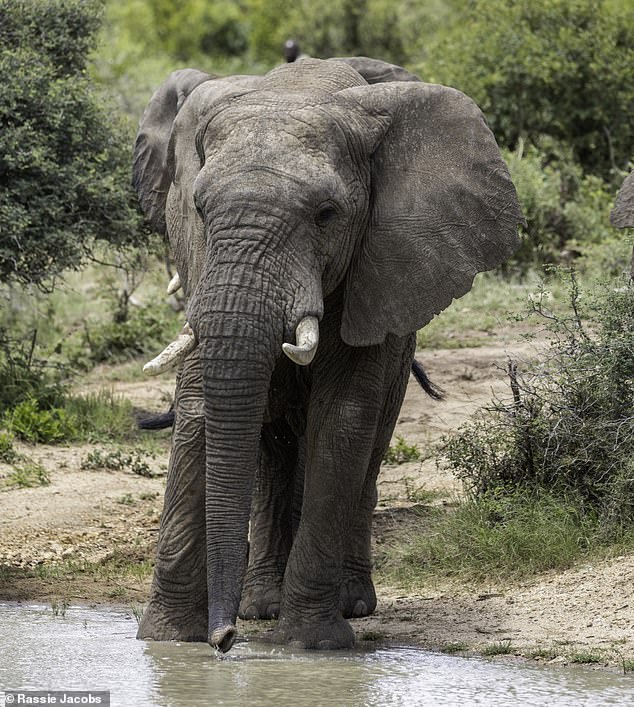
[444,271,634,534]
[5,396,77,443]
[503,140,620,270]
[149,0,247,60]
[3,390,137,444]
[0,431,18,463]
[562,174,617,247]
[80,305,180,365]
[0,0,149,287]
[0,329,68,411]
[250,0,434,65]
[104,0,445,69]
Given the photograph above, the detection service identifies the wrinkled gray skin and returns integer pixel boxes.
[610,171,634,277]
[133,56,524,653]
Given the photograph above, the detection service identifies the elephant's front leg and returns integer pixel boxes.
[273,347,385,649]
[137,354,207,642]
[340,334,415,619]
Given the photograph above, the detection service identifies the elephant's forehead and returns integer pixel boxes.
[204,98,349,165]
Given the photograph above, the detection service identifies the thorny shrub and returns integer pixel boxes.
[444,270,634,535]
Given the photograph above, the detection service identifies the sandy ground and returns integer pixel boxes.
[1,344,633,669]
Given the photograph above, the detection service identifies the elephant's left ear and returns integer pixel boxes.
[133,69,213,235]
[339,82,525,347]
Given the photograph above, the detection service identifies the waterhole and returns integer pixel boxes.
[0,603,632,706]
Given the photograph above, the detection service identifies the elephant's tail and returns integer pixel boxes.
[137,407,176,430]
[411,358,444,400]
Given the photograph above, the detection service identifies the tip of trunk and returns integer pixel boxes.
[210,624,238,653]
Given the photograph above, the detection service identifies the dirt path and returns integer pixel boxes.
[1,344,633,668]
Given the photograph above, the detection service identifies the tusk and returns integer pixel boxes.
[167,272,181,295]
[282,316,319,366]
[143,322,197,375]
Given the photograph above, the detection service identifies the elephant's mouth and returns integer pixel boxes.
[143,301,320,376]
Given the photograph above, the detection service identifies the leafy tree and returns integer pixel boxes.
[424,0,634,177]
[143,0,248,61]
[0,0,148,287]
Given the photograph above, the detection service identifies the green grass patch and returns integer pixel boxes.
[482,640,514,657]
[440,642,469,654]
[128,605,145,625]
[0,431,51,490]
[528,646,560,661]
[621,659,634,674]
[2,549,155,584]
[2,460,50,489]
[63,390,140,443]
[81,447,153,476]
[569,650,604,665]
[360,630,385,642]
[401,479,442,505]
[415,271,567,349]
[376,490,605,587]
[51,598,70,618]
[384,437,422,465]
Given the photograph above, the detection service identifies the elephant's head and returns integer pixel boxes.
[133,58,524,651]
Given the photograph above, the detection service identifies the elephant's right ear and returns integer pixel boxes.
[133,69,214,235]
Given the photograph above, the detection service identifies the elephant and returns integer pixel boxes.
[132,56,524,653]
[611,171,634,228]
[610,171,634,277]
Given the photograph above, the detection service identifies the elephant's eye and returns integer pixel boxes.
[315,203,338,228]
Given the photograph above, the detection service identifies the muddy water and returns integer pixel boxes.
[0,603,632,706]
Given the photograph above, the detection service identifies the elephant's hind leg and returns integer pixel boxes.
[239,418,298,620]
[137,355,208,642]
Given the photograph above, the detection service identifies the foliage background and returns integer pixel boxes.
[102,0,633,178]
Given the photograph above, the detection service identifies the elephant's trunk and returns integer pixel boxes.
[198,276,283,652]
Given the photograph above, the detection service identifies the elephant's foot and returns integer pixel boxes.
[136,599,207,642]
[339,573,377,618]
[270,612,355,650]
[238,576,282,620]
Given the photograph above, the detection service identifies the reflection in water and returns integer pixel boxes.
[0,603,632,707]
